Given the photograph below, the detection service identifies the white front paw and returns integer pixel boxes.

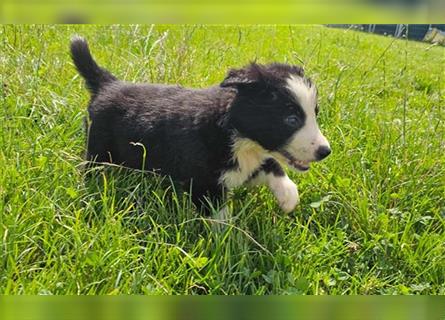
[269,176,299,213]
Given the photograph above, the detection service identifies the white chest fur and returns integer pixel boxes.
[219,137,268,189]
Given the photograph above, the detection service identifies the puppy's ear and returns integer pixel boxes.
[220,64,261,87]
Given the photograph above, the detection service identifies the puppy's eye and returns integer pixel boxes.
[284,115,300,127]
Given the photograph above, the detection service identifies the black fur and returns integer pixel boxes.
[70,37,117,95]
[261,158,285,176]
[71,37,310,208]
[248,158,285,183]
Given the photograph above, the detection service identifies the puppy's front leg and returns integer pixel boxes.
[250,158,299,213]
[268,173,299,213]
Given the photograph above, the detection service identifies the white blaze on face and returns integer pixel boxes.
[283,75,330,162]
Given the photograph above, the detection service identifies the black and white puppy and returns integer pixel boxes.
[71,37,331,213]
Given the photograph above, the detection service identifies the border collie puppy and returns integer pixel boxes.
[71,37,331,213]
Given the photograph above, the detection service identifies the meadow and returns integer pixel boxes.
[0,25,444,294]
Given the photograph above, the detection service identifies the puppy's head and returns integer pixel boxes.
[222,62,330,172]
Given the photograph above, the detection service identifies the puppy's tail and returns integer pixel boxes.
[70,36,117,94]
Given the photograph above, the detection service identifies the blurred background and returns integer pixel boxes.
[329,24,445,45]
[1,296,445,320]
[1,0,444,23]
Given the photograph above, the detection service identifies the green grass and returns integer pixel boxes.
[1,25,444,295]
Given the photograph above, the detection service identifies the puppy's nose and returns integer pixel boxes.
[315,145,331,161]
